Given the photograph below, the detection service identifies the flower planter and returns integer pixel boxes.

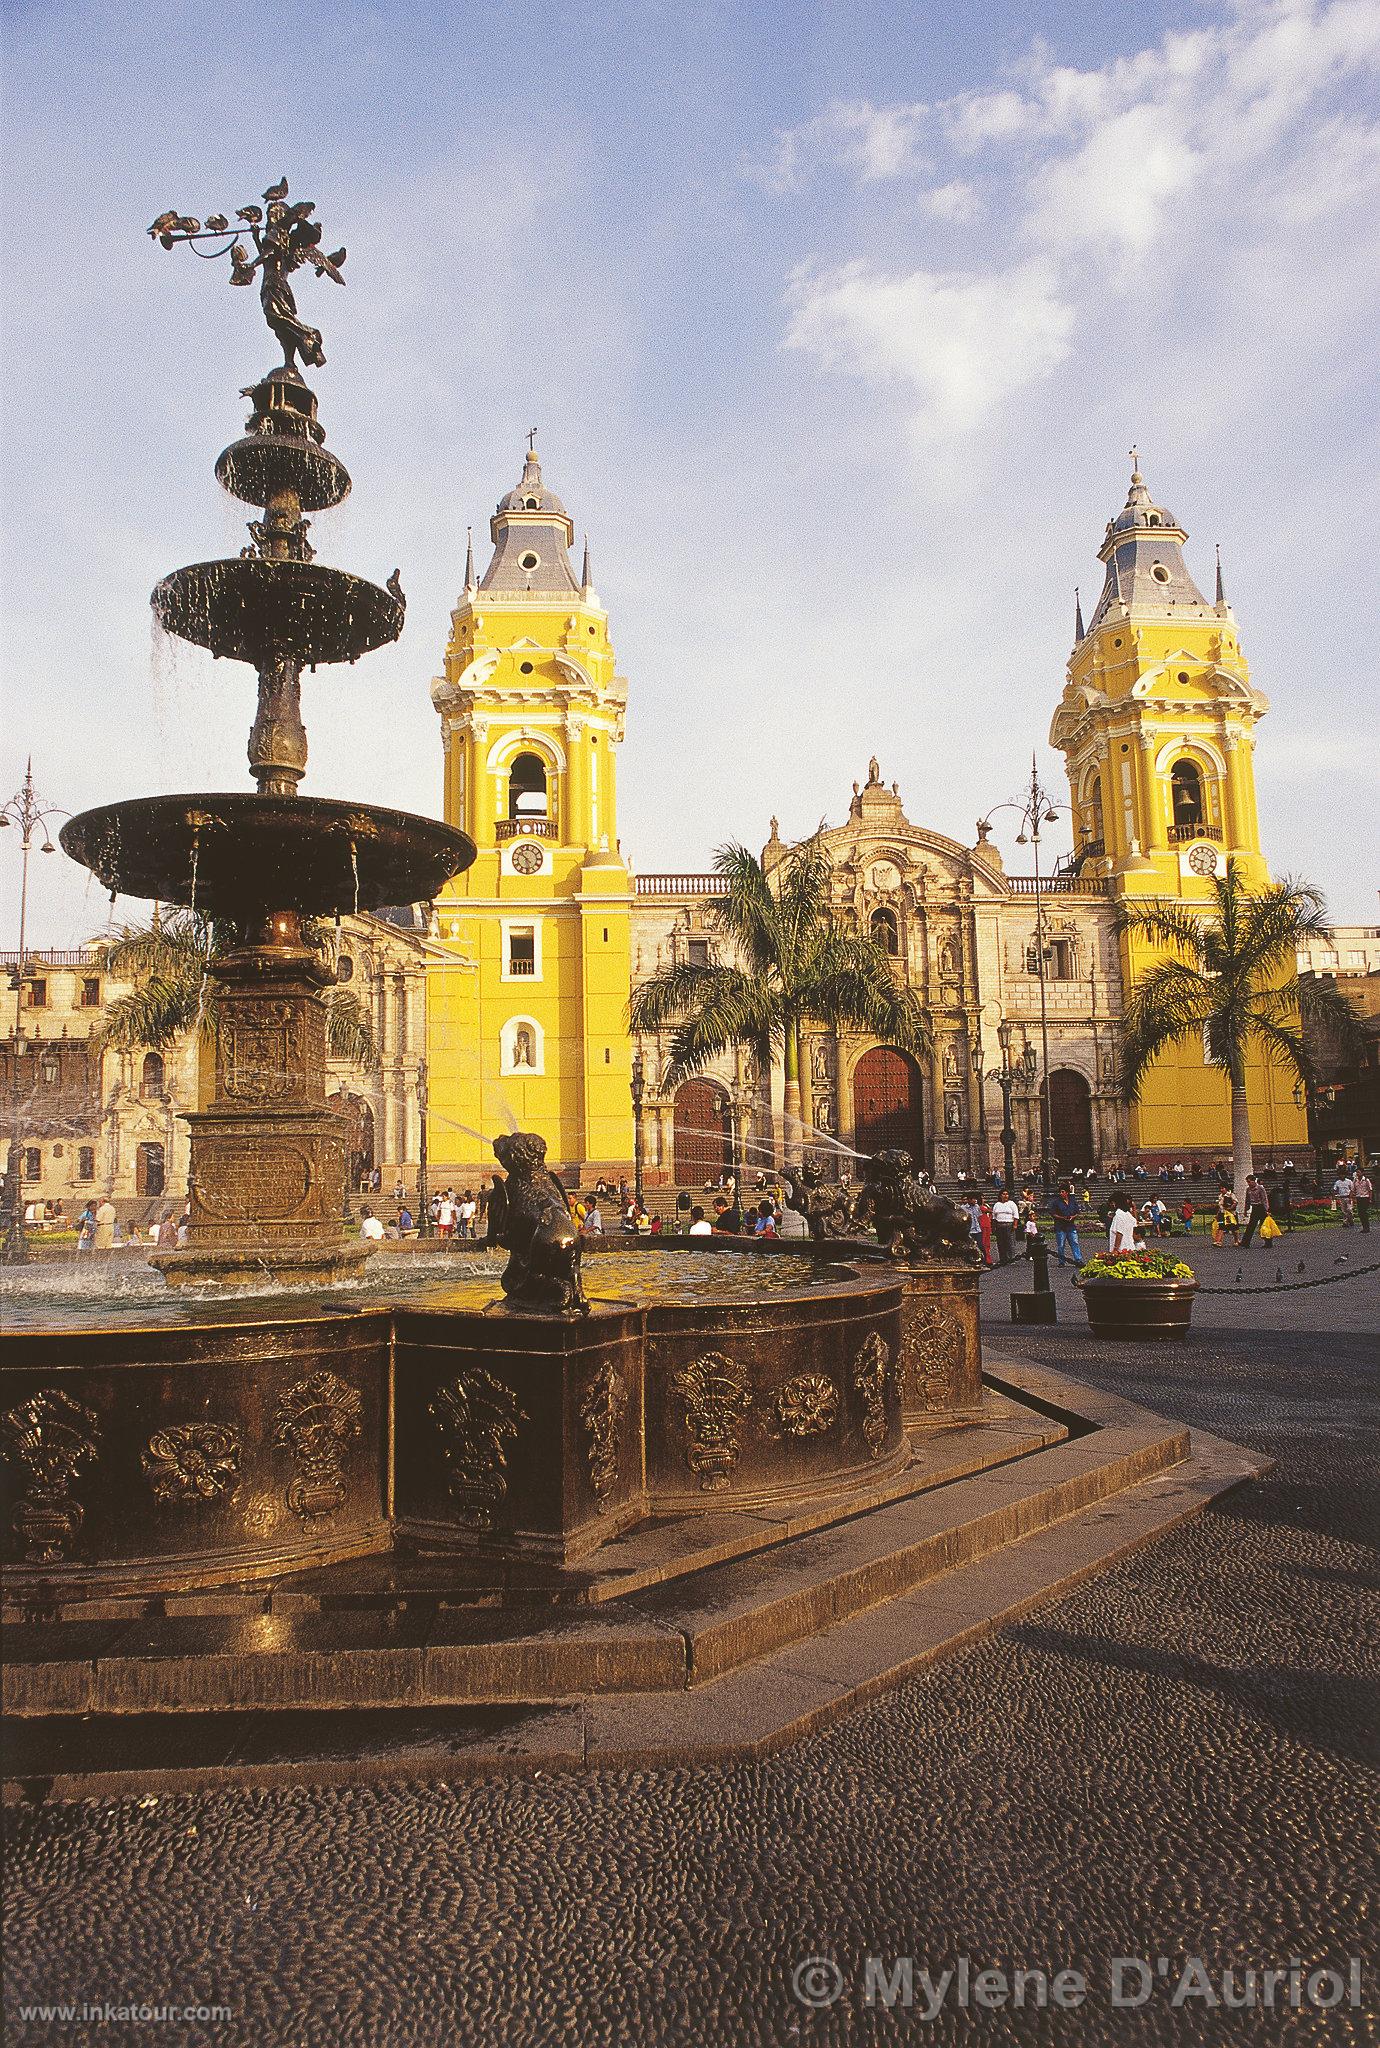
[1079,1277,1197,1340]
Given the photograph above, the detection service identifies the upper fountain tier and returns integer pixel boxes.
[153,368,403,672]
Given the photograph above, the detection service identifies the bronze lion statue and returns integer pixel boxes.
[853,1148,981,1265]
[486,1131,589,1315]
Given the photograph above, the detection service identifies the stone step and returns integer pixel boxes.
[1,1423,1266,1797]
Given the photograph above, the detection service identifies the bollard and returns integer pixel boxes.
[1012,1232,1058,1323]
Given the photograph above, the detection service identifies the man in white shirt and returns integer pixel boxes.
[991,1191,1020,1265]
[1108,1204,1139,1253]
[1352,1168,1371,1233]
[688,1204,713,1236]
[1332,1171,1355,1226]
[582,1200,604,1235]
[359,1206,385,1242]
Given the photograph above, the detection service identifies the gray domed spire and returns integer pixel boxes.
[480,435,579,597]
[1087,453,1210,631]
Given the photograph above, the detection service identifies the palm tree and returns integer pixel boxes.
[99,910,378,1069]
[628,836,932,1161]
[1116,859,1360,1197]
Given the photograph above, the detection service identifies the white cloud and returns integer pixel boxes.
[920,179,982,223]
[769,0,1380,439]
[783,258,1073,439]
[748,97,928,191]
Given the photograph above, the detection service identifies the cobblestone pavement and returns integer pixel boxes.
[5,1234,1378,2047]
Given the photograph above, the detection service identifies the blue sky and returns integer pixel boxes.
[4,0,1378,943]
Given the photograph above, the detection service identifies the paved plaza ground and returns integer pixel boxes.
[4,1225,1377,2046]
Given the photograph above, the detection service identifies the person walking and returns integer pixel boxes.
[1049,1182,1084,1269]
[1179,1196,1197,1236]
[1108,1200,1139,1254]
[582,1199,604,1236]
[1239,1173,1269,1248]
[1213,1189,1239,1246]
[1353,1167,1372,1234]
[1332,1168,1356,1226]
[93,1197,117,1251]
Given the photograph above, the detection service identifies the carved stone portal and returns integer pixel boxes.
[673,1351,753,1491]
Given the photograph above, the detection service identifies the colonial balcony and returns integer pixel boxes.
[1169,822,1222,845]
[495,816,558,841]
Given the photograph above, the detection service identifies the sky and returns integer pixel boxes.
[3,0,1379,946]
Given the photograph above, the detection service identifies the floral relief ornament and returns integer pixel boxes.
[2,1387,102,1563]
[271,1370,363,1521]
[673,1351,754,1490]
[143,1422,244,1505]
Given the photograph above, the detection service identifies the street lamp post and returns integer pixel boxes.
[630,1050,645,1209]
[984,1028,1038,1195]
[416,1055,431,1236]
[979,757,1072,1192]
[1,761,67,1265]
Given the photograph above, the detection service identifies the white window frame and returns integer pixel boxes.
[501,917,544,983]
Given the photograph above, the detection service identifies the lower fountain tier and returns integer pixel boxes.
[61,794,475,917]
[152,558,403,667]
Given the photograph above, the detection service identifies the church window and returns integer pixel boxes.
[80,976,101,1007]
[23,978,47,1008]
[78,1146,96,1180]
[336,954,354,982]
[870,907,899,956]
[523,496,539,509]
[1089,775,1104,841]
[1151,563,1171,584]
[507,927,536,977]
[24,1147,41,1180]
[1170,760,1205,832]
[519,661,535,674]
[140,1051,165,1098]
[687,939,710,967]
[1177,670,1190,684]
[508,752,548,819]
[519,551,540,571]
[1148,513,1161,526]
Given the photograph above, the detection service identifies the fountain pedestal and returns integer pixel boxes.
[150,929,370,1289]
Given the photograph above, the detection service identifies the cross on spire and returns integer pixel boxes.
[527,427,538,453]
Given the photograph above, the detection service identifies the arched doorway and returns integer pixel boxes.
[136,1141,165,1197]
[330,1093,376,1190]
[673,1078,730,1186]
[1048,1069,1095,1171]
[852,1047,924,1161]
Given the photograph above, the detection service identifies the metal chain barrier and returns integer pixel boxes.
[975,1248,1380,1296]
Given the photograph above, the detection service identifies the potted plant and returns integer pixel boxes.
[1075,1249,1198,1339]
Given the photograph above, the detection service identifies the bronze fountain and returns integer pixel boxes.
[61,180,475,1285]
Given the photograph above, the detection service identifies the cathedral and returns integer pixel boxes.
[421,446,1306,1185]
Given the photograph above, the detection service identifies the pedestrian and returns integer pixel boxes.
[359,1205,385,1242]
[753,1200,778,1238]
[398,1203,415,1234]
[1354,1167,1372,1235]
[1049,1182,1084,1268]
[1332,1167,1355,1226]
[459,1190,477,1239]
[1239,1173,1269,1248]
[583,1199,604,1236]
[76,1202,96,1251]
[93,1197,117,1250]
[978,1197,993,1267]
[1108,1200,1139,1254]
[964,1196,983,1260]
[156,1209,178,1249]
[1179,1196,1196,1235]
[991,1188,1020,1265]
[1213,1189,1239,1246]
[392,1177,405,1205]
[687,1204,712,1237]
[436,1192,456,1239]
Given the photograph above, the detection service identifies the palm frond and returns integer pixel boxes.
[1118,956,1214,1100]
[324,988,378,1069]
[1113,897,1208,960]
[102,975,212,1050]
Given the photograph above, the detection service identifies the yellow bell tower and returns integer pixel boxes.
[426,440,633,1179]
[1049,457,1306,1162]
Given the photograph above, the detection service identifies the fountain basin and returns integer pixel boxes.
[152,558,403,667]
[215,434,351,513]
[60,794,475,917]
[1,1251,907,1585]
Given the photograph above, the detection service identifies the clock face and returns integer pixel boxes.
[1188,843,1219,877]
[511,842,544,876]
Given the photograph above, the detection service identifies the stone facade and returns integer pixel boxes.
[631,764,1128,1185]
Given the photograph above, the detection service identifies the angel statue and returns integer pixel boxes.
[148,176,347,374]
